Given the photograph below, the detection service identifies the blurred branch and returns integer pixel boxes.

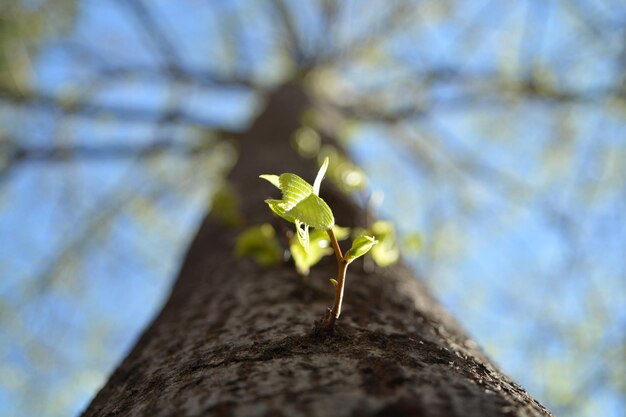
[5,139,224,163]
[317,0,339,55]
[117,0,183,72]
[269,0,306,63]
[318,1,414,64]
[97,65,260,89]
[0,86,243,128]
[328,69,624,123]
[205,1,252,77]
[54,39,261,90]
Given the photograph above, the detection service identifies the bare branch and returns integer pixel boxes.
[6,139,221,163]
[268,0,306,63]
[117,0,183,72]
[0,86,242,128]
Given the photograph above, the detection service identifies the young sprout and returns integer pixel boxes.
[260,157,378,331]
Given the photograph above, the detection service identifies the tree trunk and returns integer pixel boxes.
[82,83,553,417]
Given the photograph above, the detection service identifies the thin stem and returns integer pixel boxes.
[327,227,343,262]
[331,260,349,319]
[323,227,348,331]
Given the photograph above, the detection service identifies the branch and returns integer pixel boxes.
[117,0,183,72]
[0,86,242,128]
[269,0,306,63]
[6,140,222,163]
[325,68,624,124]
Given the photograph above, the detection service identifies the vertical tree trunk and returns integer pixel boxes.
[82,83,553,417]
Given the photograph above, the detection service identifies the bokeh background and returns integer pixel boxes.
[1,1,625,416]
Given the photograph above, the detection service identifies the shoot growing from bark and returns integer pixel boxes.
[260,157,378,331]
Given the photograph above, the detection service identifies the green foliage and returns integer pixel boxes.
[235,224,282,267]
[344,235,378,263]
[261,157,334,252]
[331,225,351,241]
[0,0,77,91]
[369,220,400,267]
[402,232,423,253]
[289,226,350,275]
[290,229,333,275]
[291,126,321,158]
[210,183,244,227]
[352,220,403,266]
[256,157,393,330]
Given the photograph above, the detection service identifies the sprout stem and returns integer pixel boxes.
[321,228,348,331]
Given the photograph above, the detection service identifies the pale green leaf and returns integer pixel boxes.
[291,126,321,158]
[235,224,282,267]
[290,232,333,275]
[371,220,395,236]
[332,225,351,241]
[295,219,310,252]
[210,183,243,227]
[278,173,314,211]
[344,235,378,263]
[402,232,423,253]
[313,157,329,196]
[371,242,399,267]
[370,220,400,267]
[285,194,334,229]
[319,145,367,192]
[329,278,338,288]
[259,174,280,188]
[265,199,286,218]
[263,173,335,229]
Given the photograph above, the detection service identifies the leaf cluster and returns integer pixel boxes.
[237,158,384,275]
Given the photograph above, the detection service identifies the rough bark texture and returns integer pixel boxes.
[83,84,553,417]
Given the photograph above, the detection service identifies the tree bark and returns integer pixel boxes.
[82,83,553,417]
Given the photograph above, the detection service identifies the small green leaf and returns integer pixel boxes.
[278,173,313,209]
[370,220,400,267]
[235,224,283,267]
[259,174,280,189]
[290,230,333,275]
[291,126,321,158]
[332,225,351,241]
[344,235,378,263]
[295,219,310,252]
[313,157,329,196]
[262,172,335,230]
[402,232,423,253]
[210,183,243,227]
[288,194,334,229]
[329,278,338,288]
[319,145,367,192]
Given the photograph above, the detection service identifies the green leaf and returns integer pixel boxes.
[370,220,400,267]
[291,126,321,158]
[402,232,423,253]
[295,219,310,252]
[290,230,333,275]
[262,172,335,230]
[210,183,243,227]
[319,145,367,192]
[259,174,280,189]
[344,235,378,263]
[288,193,334,229]
[332,225,351,241]
[278,173,314,210]
[313,157,329,196]
[329,278,338,288]
[235,224,283,267]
